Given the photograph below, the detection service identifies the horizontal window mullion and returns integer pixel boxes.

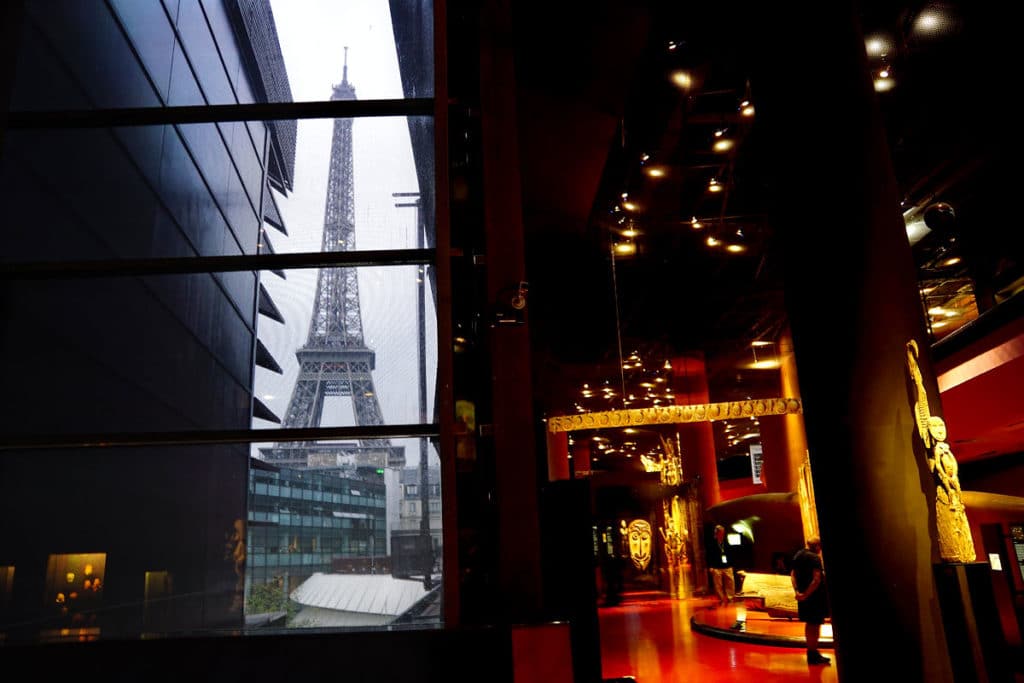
[0,424,440,451]
[6,98,434,129]
[0,248,436,280]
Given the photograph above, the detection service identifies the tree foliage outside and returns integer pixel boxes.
[246,581,299,622]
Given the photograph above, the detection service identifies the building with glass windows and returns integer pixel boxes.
[0,0,296,641]
[247,459,386,593]
[391,466,442,579]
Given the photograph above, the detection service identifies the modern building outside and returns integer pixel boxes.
[246,459,387,595]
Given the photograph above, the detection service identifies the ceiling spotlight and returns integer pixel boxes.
[914,10,948,35]
[671,70,693,89]
[726,244,746,253]
[865,34,893,56]
[739,101,755,117]
[873,61,895,93]
[713,138,734,153]
[645,166,667,178]
[691,216,704,229]
[621,227,639,238]
[622,201,638,211]
[708,178,723,192]
[873,76,896,92]
[614,242,637,256]
[706,236,720,247]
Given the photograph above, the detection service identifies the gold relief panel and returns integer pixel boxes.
[548,398,803,433]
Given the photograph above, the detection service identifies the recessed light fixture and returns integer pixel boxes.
[873,76,896,92]
[671,70,693,89]
[713,138,734,153]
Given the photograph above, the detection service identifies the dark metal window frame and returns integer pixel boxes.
[1,97,440,452]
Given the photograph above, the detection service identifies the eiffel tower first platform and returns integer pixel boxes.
[261,50,405,477]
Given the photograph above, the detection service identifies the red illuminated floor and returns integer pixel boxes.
[599,593,839,683]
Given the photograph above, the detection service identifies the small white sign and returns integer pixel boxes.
[988,553,1003,571]
[749,444,763,484]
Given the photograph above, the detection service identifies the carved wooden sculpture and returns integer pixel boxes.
[906,340,976,562]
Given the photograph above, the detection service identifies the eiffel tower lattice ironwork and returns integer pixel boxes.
[262,50,404,475]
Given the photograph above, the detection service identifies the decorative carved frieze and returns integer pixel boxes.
[547,397,802,433]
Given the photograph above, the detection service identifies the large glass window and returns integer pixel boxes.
[0,0,442,644]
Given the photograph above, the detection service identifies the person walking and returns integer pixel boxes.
[706,524,735,608]
[791,536,831,665]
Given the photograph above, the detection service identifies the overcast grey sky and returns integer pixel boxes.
[253,1,438,469]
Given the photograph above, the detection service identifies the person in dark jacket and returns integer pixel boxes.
[706,524,735,608]
[791,536,831,665]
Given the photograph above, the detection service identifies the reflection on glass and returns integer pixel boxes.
[41,553,107,642]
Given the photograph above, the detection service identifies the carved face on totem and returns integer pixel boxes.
[927,416,947,443]
[627,519,652,570]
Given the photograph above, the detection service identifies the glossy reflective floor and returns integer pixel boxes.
[599,593,840,683]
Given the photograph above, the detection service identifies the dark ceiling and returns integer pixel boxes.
[503,1,1020,466]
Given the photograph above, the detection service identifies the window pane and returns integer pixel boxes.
[264,116,435,255]
[8,1,432,112]
[0,438,442,643]
[256,264,438,430]
[0,445,249,643]
[0,265,437,435]
[0,115,433,264]
[1,122,268,264]
[248,438,441,630]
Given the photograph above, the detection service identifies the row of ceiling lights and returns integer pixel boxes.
[611,6,958,258]
[610,84,755,258]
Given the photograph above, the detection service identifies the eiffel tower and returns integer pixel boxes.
[262,50,405,478]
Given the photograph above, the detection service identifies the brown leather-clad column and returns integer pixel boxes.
[478,0,544,621]
[744,2,956,680]
[546,430,571,481]
[672,353,721,508]
[759,328,807,494]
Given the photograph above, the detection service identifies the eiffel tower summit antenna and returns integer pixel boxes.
[334,46,356,100]
[262,53,404,545]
